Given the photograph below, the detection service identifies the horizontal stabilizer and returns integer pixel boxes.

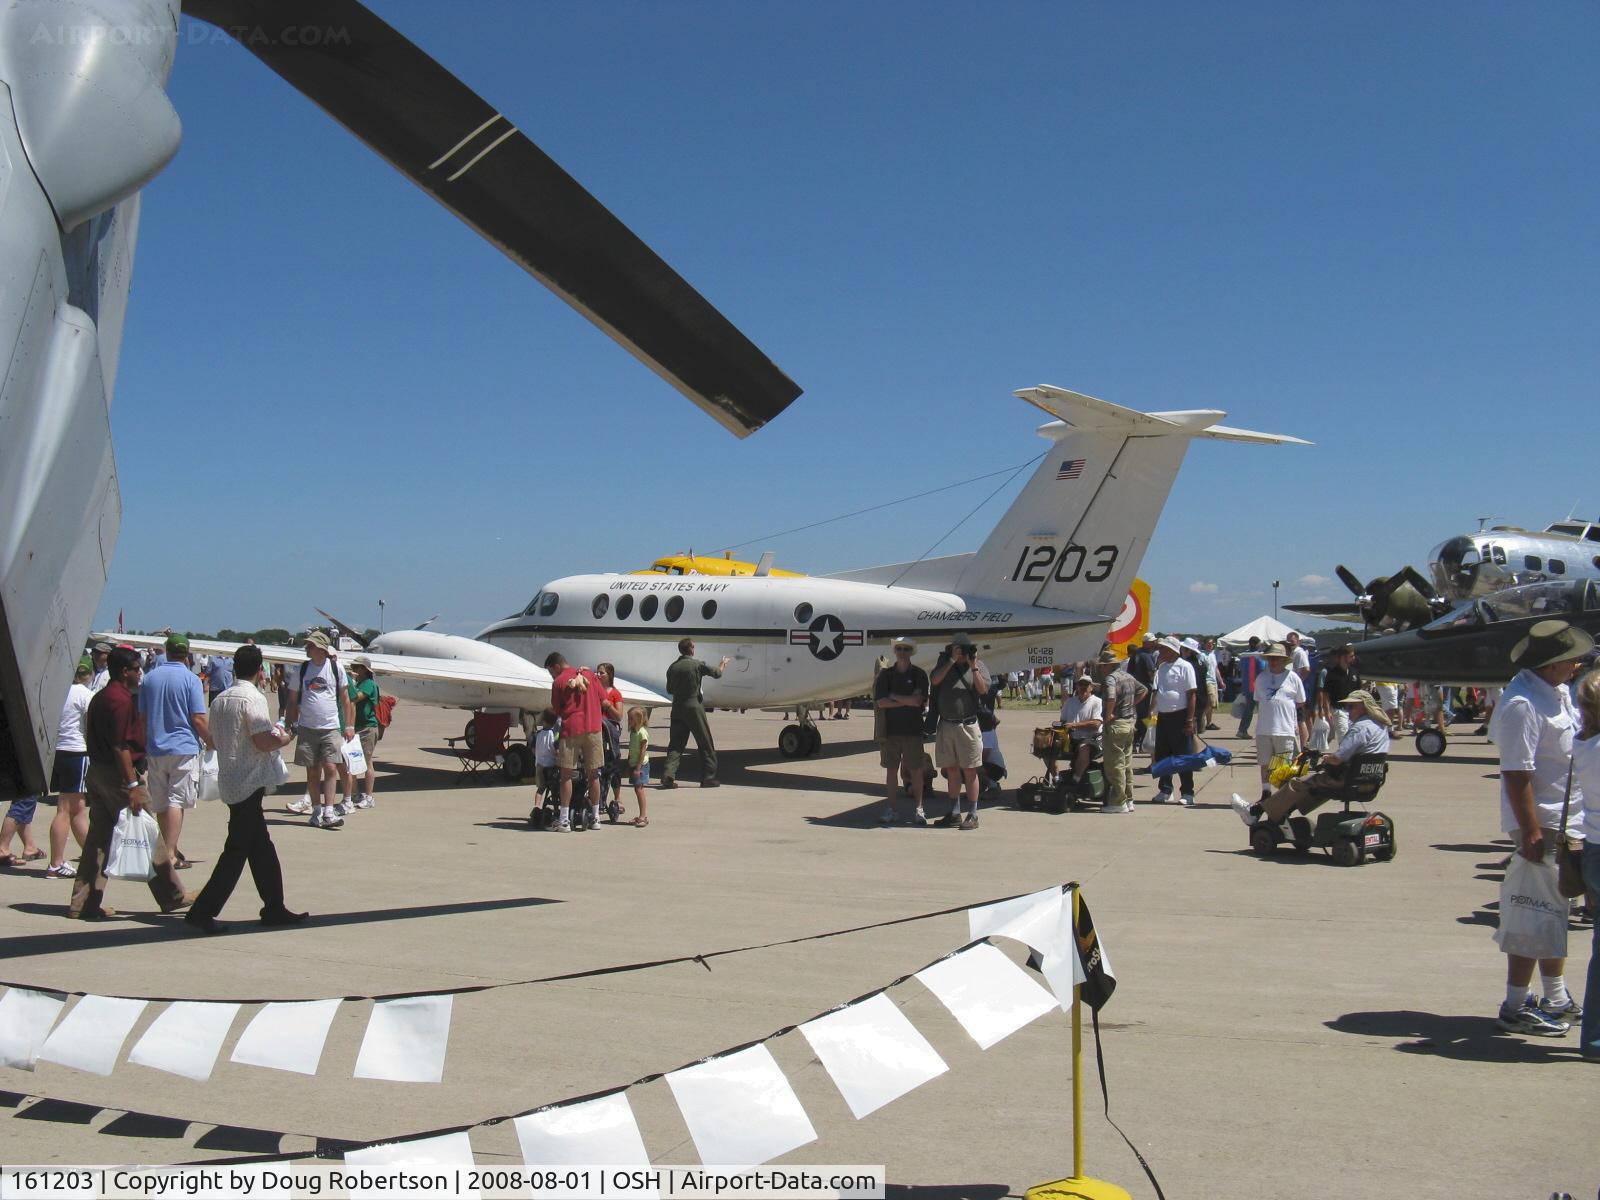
[1017,387,1309,446]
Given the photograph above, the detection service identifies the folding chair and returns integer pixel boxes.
[445,711,511,784]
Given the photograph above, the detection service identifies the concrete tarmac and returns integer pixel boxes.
[1,700,1594,1199]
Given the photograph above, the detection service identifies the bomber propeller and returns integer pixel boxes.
[1285,565,1449,632]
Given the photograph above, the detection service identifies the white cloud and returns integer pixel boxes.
[1296,574,1331,588]
[1188,581,1219,594]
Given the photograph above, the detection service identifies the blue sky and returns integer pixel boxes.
[101,0,1598,637]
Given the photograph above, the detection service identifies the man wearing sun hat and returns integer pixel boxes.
[1095,648,1146,813]
[286,630,353,830]
[1486,619,1593,1038]
[1232,688,1390,828]
[1150,636,1198,805]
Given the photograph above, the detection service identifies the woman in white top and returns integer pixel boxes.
[47,664,95,877]
[1253,644,1306,800]
[1570,671,1600,1057]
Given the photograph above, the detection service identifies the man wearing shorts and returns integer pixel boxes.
[874,636,929,826]
[286,630,353,830]
[930,634,989,830]
[545,652,605,831]
[347,657,381,809]
[139,634,213,869]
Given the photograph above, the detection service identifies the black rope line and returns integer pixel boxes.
[1090,1008,1166,1200]
[718,455,1046,555]
[0,885,1044,1005]
[886,453,1044,588]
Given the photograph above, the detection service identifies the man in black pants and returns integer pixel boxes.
[185,645,307,934]
[1150,636,1198,806]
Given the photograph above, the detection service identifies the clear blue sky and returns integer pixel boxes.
[101,0,1598,638]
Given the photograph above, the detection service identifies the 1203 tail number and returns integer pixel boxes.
[1011,543,1119,584]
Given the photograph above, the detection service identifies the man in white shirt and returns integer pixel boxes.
[1057,675,1104,786]
[1252,643,1305,801]
[1286,632,1313,743]
[1486,619,1591,1037]
[185,646,306,934]
[1150,637,1198,805]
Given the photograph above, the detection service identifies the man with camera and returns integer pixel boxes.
[929,633,990,830]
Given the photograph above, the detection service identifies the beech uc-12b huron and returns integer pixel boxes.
[109,387,1305,777]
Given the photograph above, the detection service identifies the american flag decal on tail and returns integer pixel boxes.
[1056,458,1086,480]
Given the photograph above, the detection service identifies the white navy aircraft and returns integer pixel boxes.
[109,387,1304,777]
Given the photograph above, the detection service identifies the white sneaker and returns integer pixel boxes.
[307,809,322,826]
[1178,793,1195,807]
[334,800,355,817]
[556,816,571,832]
[354,794,374,810]
[1229,793,1257,826]
[286,796,313,815]
[1099,800,1133,813]
[320,809,344,829]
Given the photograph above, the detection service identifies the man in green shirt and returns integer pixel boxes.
[661,638,730,788]
[346,658,381,809]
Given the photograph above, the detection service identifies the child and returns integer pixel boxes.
[0,795,43,866]
[627,707,651,827]
[533,709,558,800]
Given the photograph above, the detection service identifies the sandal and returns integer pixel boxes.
[21,849,45,861]
[0,854,16,868]
[631,817,649,827]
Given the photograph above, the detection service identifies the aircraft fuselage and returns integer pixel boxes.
[477,573,1104,707]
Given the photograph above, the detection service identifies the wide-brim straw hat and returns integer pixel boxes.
[1263,642,1290,660]
[1340,688,1390,727]
[1510,619,1595,670]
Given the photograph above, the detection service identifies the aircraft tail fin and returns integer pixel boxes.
[953,386,1306,617]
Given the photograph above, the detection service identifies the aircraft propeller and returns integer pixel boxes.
[1285,565,1448,632]
[182,0,801,437]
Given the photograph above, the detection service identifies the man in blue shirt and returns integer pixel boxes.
[207,654,234,706]
[138,634,213,869]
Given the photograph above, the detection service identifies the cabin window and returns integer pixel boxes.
[1589,528,1600,542]
[539,592,560,616]
[616,595,634,619]
[1550,559,1566,575]
[640,595,659,620]
[1491,545,1507,565]
[1524,555,1542,571]
[665,596,684,621]
[794,602,813,624]
[591,594,610,619]
[702,599,718,620]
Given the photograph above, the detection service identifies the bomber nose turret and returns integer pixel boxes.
[1431,536,1480,598]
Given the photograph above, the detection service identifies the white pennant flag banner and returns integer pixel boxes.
[354,995,453,1083]
[914,943,1057,1049]
[37,995,148,1076]
[345,1132,478,1200]
[0,987,67,1071]
[666,1044,817,1166]
[513,1093,655,1196]
[127,1001,241,1081]
[966,886,1064,954]
[798,993,948,1119]
[230,999,341,1075]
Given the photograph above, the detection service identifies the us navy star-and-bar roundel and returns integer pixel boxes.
[789,614,864,661]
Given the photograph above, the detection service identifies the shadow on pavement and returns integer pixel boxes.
[1201,848,1328,867]
[0,896,560,960]
[1326,1010,1583,1063]
[1430,841,1512,854]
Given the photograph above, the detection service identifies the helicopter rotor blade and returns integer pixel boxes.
[182,0,801,437]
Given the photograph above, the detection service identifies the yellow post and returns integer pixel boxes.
[1023,887,1133,1200]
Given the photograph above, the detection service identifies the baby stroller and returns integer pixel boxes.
[1017,725,1108,813]
[528,761,606,830]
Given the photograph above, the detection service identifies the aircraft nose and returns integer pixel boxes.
[1433,536,1478,593]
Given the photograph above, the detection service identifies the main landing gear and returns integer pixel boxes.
[778,708,823,758]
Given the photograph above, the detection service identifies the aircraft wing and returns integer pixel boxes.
[1283,602,1365,622]
[98,633,671,713]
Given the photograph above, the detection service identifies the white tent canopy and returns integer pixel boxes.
[1217,615,1311,650]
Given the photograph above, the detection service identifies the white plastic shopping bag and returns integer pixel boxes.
[342,737,367,776]
[269,751,292,786]
[1307,717,1330,752]
[106,808,159,881]
[1494,851,1568,960]
[197,751,220,802]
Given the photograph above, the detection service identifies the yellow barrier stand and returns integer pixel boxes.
[1023,887,1133,1200]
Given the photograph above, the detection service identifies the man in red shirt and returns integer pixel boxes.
[70,647,191,919]
[544,652,605,831]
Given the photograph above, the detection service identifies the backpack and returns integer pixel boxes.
[376,694,396,729]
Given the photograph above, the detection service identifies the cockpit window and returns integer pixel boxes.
[1491,545,1507,565]
[1588,527,1600,542]
[1425,600,1484,631]
[523,592,543,616]
[539,592,559,617]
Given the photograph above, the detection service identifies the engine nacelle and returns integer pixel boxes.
[0,0,181,231]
